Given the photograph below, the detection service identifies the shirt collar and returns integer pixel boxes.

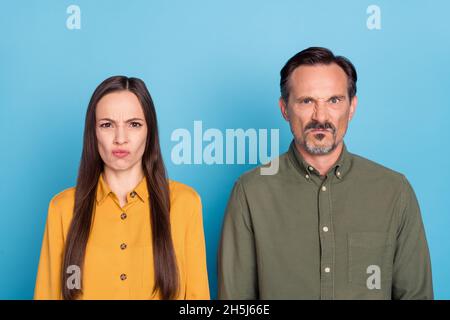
[96,173,149,205]
[288,139,351,180]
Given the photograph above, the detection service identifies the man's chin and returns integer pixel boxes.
[304,142,336,155]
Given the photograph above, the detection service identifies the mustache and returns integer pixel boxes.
[304,121,336,133]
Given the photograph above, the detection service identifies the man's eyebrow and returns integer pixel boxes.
[294,96,314,102]
[328,95,346,100]
[295,95,347,102]
[98,117,145,123]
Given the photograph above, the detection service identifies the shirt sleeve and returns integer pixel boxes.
[34,196,64,300]
[185,192,210,299]
[392,176,434,299]
[218,179,258,299]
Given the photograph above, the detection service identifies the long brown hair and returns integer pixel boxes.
[62,76,178,300]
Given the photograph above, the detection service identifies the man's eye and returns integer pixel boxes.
[302,98,313,104]
[100,123,111,128]
[130,122,142,128]
[329,97,341,104]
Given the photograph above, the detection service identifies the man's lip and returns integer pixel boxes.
[307,128,332,133]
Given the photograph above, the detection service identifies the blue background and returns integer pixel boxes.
[0,0,449,299]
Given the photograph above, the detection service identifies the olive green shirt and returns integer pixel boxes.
[218,141,433,299]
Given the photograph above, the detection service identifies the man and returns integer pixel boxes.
[218,47,433,299]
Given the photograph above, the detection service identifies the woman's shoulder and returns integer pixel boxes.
[168,180,201,205]
[49,186,76,210]
[168,180,203,226]
[43,186,76,225]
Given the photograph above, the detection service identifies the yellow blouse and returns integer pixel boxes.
[34,174,210,300]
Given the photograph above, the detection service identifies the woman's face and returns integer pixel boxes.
[95,91,148,172]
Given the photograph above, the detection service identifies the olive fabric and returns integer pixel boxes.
[218,140,433,299]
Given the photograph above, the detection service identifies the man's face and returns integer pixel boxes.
[279,63,357,155]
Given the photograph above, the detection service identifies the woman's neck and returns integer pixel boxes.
[102,163,144,207]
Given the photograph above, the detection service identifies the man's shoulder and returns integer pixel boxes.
[237,150,409,187]
[350,152,408,188]
[236,151,293,188]
[351,152,403,177]
[232,147,412,192]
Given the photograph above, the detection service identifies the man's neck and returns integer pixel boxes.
[296,141,344,176]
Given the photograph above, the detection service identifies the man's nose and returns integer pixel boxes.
[311,101,329,123]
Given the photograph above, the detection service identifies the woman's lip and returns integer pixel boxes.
[112,151,130,158]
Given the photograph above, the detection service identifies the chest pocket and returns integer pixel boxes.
[348,232,393,290]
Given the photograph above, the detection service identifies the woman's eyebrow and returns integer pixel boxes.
[125,118,145,122]
[98,118,114,122]
[98,117,144,123]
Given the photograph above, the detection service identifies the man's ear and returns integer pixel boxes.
[348,95,358,122]
[279,97,289,121]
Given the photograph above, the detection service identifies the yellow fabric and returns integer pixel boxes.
[34,174,210,300]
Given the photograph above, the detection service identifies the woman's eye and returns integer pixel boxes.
[100,123,112,128]
[130,122,142,128]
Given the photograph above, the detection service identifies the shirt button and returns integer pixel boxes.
[305,174,310,179]
[120,243,127,250]
[324,267,331,273]
[308,166,314,171]
[336,171,341,177]
[323,226,329,232]
[120,213,127,220]
[130,191,137,198]
[321,186,327,192]
[120,273,127,281]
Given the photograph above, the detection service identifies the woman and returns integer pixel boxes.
[34,76,210,300]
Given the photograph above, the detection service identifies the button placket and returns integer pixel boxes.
[118,207,130,290]
[318,177,334,299]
